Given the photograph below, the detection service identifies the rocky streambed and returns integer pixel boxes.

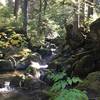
[0,71,50,100]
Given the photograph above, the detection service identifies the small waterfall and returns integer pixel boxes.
[27,42,58,79]
[0,81,15,93]
[29,61,48,79]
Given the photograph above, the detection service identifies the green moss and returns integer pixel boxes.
[76,71,100,96]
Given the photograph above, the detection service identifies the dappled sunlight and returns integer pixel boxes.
[93,12,99,21]
[0,0,15,6]
[0,0,6,6]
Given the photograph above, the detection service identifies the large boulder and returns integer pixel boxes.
[15,52,42,70]
[10,75,49,90]
[0,51,4,59]
[10,76,49,100]
[73,55,95,77]
[76,71,100,99]
[10,76,22,88]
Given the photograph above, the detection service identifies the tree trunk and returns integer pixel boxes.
[73,0,79,34]
[88,0,93,18]
[80,0,85,25]
[22,0,28,35]
[38,0,42,34]
[44,0,48,14]
[14,0,19,20]
[22,0,34,50]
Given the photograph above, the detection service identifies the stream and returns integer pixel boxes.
[0,72,19,100]
[0,67,49,100]
[0,42,57,100]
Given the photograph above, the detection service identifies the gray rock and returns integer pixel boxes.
[15,53,42,70]
[76,71,100,98]
[0,59,14,71]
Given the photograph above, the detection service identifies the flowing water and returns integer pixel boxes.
[0,72,37,100]
[0,42,58,100]
[0,81,15,93]
[0,72,17,100]
[0,64,49,99]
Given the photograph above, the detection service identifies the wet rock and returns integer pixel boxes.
[0,51,4,59]
[28,53,42,62]
[10,75,49,90]
[76,71,100,98]
[0,59,14,71]
[10,76,23,88]
[37,48,52,62]
[15,52,42,70]
[22,78,48,90]
[0,80,5,88]
[15,58,30,70]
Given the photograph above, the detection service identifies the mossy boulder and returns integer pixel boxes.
[76,71,100,98]
[73,55,95,77]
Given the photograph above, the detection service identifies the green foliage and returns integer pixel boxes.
[18,48,32,57]
[0,27,26,51]
[48,71,66,82]
[47,71,87,100]
[26,66,34,74]
[50,89,88,100]
[0,4,23,28]
[48,71,82,92]
[0,6,13,26]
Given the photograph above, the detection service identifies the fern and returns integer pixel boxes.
[48,71,82,87]
[50,89,88,100]
[48,71,66,82]
[48,71,87,100]
[50,80,67,92]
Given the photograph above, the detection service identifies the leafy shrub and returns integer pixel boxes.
[50,89,88,100]
[48,71,82,92]
[0,27,26,48]
[9,34,23,46]
[47,71,88,100]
